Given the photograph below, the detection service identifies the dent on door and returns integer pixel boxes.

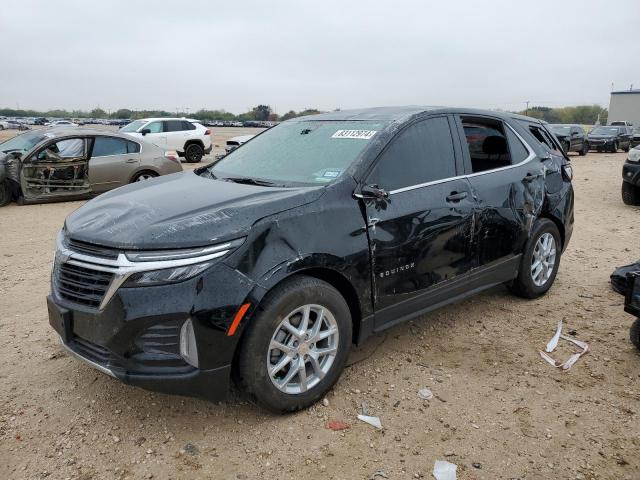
[21,138,91,199]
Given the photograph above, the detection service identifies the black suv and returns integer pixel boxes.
[588,125,633,152]
[47,107,574,412]
[549,124,589,156]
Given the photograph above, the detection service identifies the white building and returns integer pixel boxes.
[608,89,640,126]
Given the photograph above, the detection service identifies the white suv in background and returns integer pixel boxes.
[121,118,212,162]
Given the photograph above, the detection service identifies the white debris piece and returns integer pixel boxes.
[546,320,563,352]
[433,460,457,480]
[418,388,434,400]
[539,322,589,372]
[357,414,383,430]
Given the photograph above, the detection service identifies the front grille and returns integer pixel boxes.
[68,238,119,259]
[55,262,114,308]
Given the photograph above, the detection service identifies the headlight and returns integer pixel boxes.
[124,262,214,287]
[628,149,640,163]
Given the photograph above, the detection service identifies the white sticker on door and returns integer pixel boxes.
[331,130,377,140]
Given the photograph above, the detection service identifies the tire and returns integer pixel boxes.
[130,171,158,183]
[631,318,640,351]
[611,141,618,153]
[510,218,562,299]
[622,182,640,206]
[236,275,352,413]
[579,142,588,156]
[623,144,630,153]
[0,180,11,207]
[184,143,204,163]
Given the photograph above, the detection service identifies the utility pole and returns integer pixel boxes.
[525,101,530,116]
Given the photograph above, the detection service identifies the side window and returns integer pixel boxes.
[504,128,529,163]
[38,138,86,161]
[367,117,456,191]
[145,121,163,134]
[165,120,185,132]
[461,117,512,173]
[127,141,141,153]
[92,137,128,157]
[182,121,196,131]
[529,125,562,154]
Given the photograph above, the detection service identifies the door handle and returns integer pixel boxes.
[523,173,541,182]
[125,158,137,163]
[446,191,468,202]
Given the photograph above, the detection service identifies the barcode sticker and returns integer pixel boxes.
[332,130,377,140]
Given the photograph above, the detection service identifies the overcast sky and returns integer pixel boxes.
[1,0,638,114]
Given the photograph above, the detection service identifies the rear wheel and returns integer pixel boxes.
[611,141,618,153]
[623,144,630,153]
[236,276,352,413]
[185,143,204,163]
[131,171,158,183]
[0,180,11,207]
[622,182,640,206]
[510,218,561,299]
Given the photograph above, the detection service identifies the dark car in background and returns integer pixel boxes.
[588,126,632,152]
[630,127,640,148]
[47,107,574,413]
[549,124,589,156]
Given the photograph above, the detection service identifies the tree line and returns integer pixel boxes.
[0,105,322,122]
[1,104,608,125]
[516,105,608,125]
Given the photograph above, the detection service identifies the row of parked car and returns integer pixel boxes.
[549,122,639,155]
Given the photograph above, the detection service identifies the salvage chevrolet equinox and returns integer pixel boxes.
[48,107,574,412]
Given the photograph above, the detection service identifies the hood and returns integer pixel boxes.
[65,171,324,249]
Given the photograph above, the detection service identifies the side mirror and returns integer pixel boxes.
[355,184,389,200]
[140,128,151,136]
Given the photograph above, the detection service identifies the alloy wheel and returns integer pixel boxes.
[135,173,155,182]
[531,232,556,287]
[267,304,339,394]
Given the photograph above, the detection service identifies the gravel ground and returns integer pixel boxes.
[0,145,639,480]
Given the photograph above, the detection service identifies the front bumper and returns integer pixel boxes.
[623,161,640,186]
[588,138,614,149]
[47,259,257,401]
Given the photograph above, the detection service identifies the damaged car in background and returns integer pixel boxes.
[216,134,256,159]
[47,107,574,413]
[0,129,182,207]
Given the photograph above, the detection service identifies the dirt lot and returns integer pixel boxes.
[1,140,639,479]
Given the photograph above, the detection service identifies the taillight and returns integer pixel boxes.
[562,163,573,181]
[164,150,179,163]
[204,129,211,135]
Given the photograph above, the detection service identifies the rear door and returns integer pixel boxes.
[454,114,545,273]
[359,115,475,328]
[163,120,188,151]
[88,136,141,192]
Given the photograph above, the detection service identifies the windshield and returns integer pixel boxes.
[120,120,147,132]
[590,126,618,135]
[0,131,47,153]
[208,120,386,186]
[550,125,571,134]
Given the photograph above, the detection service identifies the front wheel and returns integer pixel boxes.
[579,142,589,156]
[622,182,640,206]
[0,180,11,207]
[236,276,352,413]
[611,142,618,153]
[510,218,561,299]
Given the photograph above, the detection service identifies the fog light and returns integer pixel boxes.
[180,319,199,368]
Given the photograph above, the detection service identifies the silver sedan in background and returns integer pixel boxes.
[0,128,183,207]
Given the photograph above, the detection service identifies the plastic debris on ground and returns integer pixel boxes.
[418,388,433,400]
[326,420,350,431]
[369,470,389,480]
[357,414,383,430]
[433,460,457,480]
[539,321,589,371]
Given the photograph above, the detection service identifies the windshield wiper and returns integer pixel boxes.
[221,176,281,187]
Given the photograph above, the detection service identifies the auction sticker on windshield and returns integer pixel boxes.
[332,130,377,140]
